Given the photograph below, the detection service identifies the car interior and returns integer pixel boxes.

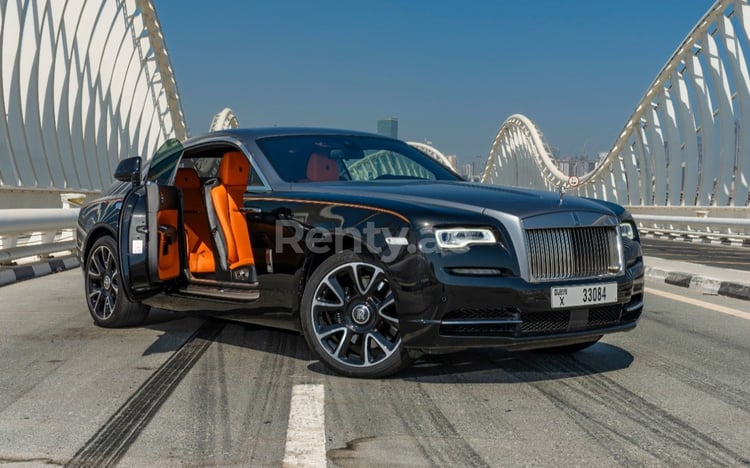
[171,146,259,291]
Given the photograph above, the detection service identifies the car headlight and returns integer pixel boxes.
[435,228,496,250]
[620,222,636,240]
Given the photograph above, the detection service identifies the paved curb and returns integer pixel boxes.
[0,256,80,287]
[644,264,750,301]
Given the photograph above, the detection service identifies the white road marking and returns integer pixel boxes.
[283,384,326,467]
[646,287,750,321]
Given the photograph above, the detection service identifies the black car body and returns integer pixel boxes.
[77,128,644,377]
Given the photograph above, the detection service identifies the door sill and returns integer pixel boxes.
[181,283,260,302]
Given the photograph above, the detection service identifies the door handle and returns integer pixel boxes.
[240,207,262,214]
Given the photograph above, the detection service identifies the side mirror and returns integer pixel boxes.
[114,156,142,187]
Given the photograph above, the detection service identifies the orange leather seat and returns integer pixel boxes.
[306,152,339,182]
[174,168,215,273]
[208,151,255,270]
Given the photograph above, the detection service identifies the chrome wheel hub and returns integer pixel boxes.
[351,303,372,325]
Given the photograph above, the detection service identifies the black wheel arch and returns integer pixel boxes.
[82,224,117,266]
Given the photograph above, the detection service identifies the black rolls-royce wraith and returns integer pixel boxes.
[76,128,644,378]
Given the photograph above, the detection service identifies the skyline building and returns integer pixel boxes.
[447,155,458,171]
[377,118,398,139]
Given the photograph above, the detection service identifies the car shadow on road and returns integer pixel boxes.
[398,343,634,384]
[134,312,634,383]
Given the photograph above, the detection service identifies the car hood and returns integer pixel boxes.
[293,181,617,220]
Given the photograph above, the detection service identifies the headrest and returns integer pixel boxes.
[306,153,338,182]
[218,151,250,187]
[175,168,201,189]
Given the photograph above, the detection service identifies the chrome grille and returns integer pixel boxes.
[526,226,620,281]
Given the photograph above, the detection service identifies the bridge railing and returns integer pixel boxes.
[628,206,750,242]
[0,209,80,264]
[0,205,747,267]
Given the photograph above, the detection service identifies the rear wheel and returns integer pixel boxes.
[84,236,149,328]
[300,252,411,378]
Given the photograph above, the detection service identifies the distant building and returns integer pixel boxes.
[377,118,398,139]
[447,155,458,171]
[462,162,474,180]
[554,151,607,176]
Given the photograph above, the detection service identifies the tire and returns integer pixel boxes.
[84,236,149,328]
[539,337,602,354]
[300,251,411,378]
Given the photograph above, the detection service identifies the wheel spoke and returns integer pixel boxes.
[334,328,352,359]
[378,292,398,324]
[348,264,365,296]
[323,276,347,306]
[104,294,114,319]
[92,253,106,279]
[361,268,385,297]
[367,331,397,354]
[104,249,115,274]
[312,298,343,312]
[89,290,103,312]
[317,324,347,339]
[363,335,371,364]
[87,264,102,280]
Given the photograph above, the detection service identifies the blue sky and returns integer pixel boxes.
[156,1,711,165]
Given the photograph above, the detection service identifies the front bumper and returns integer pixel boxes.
[396,259,644,351]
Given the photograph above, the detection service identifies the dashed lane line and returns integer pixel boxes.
[646,287,750,321]
[283,384,326,467]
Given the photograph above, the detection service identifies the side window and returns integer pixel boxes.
[246,164,266,189]
[177,145,269,190]
[147,138,184,184]
[346,150,435,181]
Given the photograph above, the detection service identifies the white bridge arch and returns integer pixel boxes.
[480,114,565,191]
[209,107,240,132]
[406,141,453,168]
[482,0,750,209]
[0,0,185,200]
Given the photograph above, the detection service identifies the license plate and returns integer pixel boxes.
[550,283,617,308]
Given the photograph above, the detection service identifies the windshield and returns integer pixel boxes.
[256,135,460,183]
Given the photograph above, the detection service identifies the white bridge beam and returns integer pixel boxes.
[481,0,750,211]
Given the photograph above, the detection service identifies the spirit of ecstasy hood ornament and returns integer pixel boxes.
[558,184,566,206]
[560,176,580,206]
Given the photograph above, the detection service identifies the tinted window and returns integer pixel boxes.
[146,138,184,184]
[256,135,460,183]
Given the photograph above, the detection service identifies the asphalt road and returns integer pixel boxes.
[1,270,749,466]
[641,237,750,271]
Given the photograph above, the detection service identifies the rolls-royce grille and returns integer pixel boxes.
[526,226,620,281]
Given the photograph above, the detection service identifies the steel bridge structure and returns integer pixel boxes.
[0,0,185,208]
[479,0,750,239]
[2,0,750,264]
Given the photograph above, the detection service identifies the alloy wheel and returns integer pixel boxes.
[86,243,120,321]
[310,262,401,368]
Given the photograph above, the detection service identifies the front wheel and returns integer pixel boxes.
[84,236,149,328]
[300,252,411,378]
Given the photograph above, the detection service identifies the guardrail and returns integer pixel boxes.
[0,209,80,264]
[632,214,750,242]
[0,205,748,266]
